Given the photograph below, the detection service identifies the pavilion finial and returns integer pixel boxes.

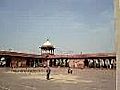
[47,39,49,41]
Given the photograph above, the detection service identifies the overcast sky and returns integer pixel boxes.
[0,0,115,54]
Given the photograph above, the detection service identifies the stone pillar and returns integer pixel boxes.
[65,59,67,67]
[57,59,60,66]
[54,59,56,66]
[63,59,66,67]
[52,49,54,54]
[51,50,52,54]
[61,59,63,67]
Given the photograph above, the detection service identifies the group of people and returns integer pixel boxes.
[46,67,73,80]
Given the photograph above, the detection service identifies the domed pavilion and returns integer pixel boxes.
[40,39,55,55]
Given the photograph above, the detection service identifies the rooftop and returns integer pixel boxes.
[0,51,116,59]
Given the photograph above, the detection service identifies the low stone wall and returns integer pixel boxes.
[69,59,85,69]
[11,67,45,72]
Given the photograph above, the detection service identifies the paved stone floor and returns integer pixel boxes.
[0,68,116,90]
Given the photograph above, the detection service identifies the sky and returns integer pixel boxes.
[0,0,115,54]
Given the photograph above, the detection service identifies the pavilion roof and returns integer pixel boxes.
[41,39,55,48]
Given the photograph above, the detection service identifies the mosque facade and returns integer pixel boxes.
[0,39,116,69]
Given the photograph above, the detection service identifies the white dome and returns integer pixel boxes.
[43,40,52,46]
[42,39,54,47]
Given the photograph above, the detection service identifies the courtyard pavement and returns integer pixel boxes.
[0,68,116,90]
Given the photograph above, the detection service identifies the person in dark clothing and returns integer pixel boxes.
[68,67,70,74]
[70,68,73,74]
[46,67,51,80]
[68,67,72,74]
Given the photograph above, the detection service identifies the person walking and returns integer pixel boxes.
[68,67,72,74]
[46,67,51,80]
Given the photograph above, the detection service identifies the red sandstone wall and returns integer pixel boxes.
[10,57,27,68]
[69,59,85,69]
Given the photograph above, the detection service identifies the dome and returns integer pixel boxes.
[43,40,52,46]
[41,39,54,48]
